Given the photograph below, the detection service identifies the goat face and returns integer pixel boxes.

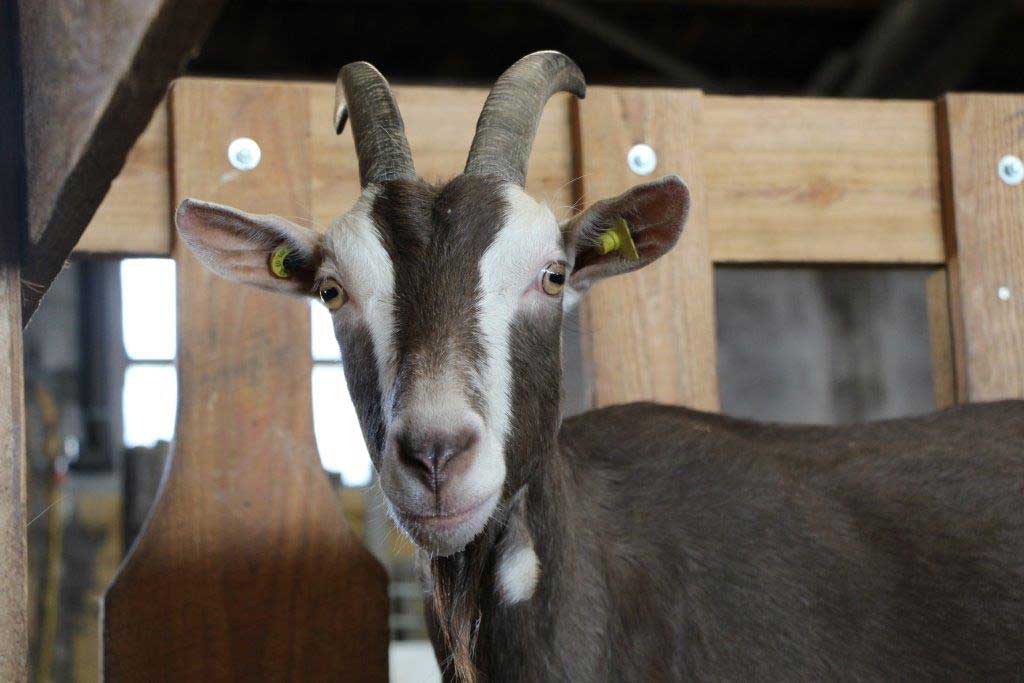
[315,175,565,554]
[174,52,690,556]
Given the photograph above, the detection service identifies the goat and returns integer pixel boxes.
[175,51,1024,681]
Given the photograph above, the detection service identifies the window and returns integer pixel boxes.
[119,258,372,485]
[121,259,177,447]
[311,301,373,485]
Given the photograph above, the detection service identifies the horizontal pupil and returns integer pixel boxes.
[321,287,338,300]
[547,272,565,285]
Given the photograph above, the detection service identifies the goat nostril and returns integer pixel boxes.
[396,434,432,475]
[395,426,480,486]
[432,443,461,472]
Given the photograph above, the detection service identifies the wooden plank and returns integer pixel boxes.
[0,0,27,677]
[0,256,26,682]
[578,87,720,410]
[75,104,172,255]
[0,248,25,677]
[81,83,948,267]
[18,0,225,323]
[938,94,1024,402]
[704,96,945,264]
[102,79,389,681]
[68,483,124,682]
[925,268,956,409]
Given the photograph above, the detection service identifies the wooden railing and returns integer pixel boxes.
[5,78,1022,679]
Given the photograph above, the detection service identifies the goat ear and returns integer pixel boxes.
[175,199,323,296]
[562,175,689,294]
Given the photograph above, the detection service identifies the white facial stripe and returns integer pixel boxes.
[476,185,563,450]
[323,186,399,412]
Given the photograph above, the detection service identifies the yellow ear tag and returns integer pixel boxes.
[596,217,640,261]
[269,245,293,279]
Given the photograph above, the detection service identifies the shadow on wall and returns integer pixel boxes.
[716,267,935,424]
[562,267,935,425]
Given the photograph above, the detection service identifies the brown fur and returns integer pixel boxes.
[429,400,1024,681]
[174,56,1024,679]
[326,175,1024,681]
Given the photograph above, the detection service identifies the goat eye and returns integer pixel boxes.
[318,279,347,311]
[540,262,567,296]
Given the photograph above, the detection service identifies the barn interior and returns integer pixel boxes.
[10,1,1024,680]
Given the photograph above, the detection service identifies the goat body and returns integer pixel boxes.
[440,401,1024,681]
[174,50,1024,682]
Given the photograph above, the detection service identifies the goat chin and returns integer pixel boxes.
[388,490,501,557]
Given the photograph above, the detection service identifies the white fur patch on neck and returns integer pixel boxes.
[497,542,540,606]
[495,490,541,606]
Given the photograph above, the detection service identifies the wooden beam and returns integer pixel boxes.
[102,79,389,680]
[79,81,948,267]
[75,103,172,255]
[925,267,956,409]
[578,88,720,410]
[0,248,26,683]
[703,96,945,264]
[938,94,1024,402]
[0,1,27,678]
[18,0,225,323]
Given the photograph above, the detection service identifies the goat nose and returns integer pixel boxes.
[396,427,479,488]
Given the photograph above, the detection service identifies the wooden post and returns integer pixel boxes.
[102,80,389,681]
[17,0,226,323]
[925,268,956,409]
[0,244,27,682]
[938,94,1024,401]
[577,88,720,411]
[1,0,27,677]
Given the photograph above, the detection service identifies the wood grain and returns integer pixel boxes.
[18,0,225,323]
[80,82,949,267]
[925,267,955,409]
[578,87,720,411]
[71,487,124,681]
[939,94,1024,402]
[704,96,944,264]
[0,246,27,681]
[0,0,27,676]
[101,80,389,681]
[76,104,172,255]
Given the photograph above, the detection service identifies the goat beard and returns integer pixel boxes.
[429,523,501,683]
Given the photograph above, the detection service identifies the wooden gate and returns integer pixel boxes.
[2,77,1022,679]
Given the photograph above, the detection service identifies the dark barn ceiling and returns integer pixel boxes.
[187,0,1024,97]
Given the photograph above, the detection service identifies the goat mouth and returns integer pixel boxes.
[392,490,501,555]
[400,495,495,529]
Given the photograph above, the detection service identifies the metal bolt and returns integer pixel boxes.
[228,137,261,171]
[627,143,657,176]
[998,155,1023,186]
[997,286,1012,301]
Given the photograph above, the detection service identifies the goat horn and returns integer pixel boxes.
[465,51,586,186]
[334,61,416,187]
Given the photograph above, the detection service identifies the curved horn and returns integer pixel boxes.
[465,51,586,186]
[334,62,415,187]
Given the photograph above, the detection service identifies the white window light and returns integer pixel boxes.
[312,365,372,485]
[310,300,342,361]
[119,259,370,485]
[120,258,177,361]
[122,364,177,448]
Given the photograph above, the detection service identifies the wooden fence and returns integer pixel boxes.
[2,77,1022,679]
